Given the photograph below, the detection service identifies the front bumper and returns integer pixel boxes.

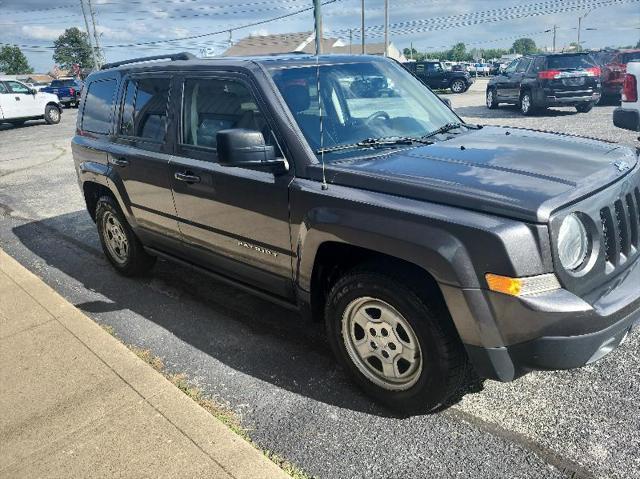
[446,258,640,382]
[613,107,640,132]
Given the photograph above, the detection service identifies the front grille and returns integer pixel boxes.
[600,186,640,272]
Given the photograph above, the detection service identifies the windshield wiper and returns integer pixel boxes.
[316,136,433,154]
[422,122,466,140]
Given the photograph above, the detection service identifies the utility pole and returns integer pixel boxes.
[87,0,102,67]
[577,9,592,48]
[349,29,353,54]
[383,0,389,57]
[313,0,323,55]
[361,0,365,54]
[228,30,233,49]
[552,25,557,52]
[79,0,98,70]
[410,41,413,60]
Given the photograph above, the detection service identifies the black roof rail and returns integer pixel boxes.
[100,52,196,70]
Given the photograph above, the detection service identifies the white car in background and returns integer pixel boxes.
[0,79,62,126]
[613,60,640,132]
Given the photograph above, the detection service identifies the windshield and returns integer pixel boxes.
[269,60,460,159]
[547,54,596,70]
[50,79,76,87]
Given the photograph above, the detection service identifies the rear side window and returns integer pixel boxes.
[119,77,170,141]
[547,54,596,70]
[82,79,117,134]
[51,79,76,87]
[620,51,640,64]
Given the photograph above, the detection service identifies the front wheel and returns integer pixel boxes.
[44,105,61,124]
[486,88,499,109]
[450,79,467,94]
[576,102,594,113]
[519,91,535,116]
[96,196,156,276]
[325,269,471,413]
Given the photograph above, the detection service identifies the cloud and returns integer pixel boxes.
[20,25,65,40]
[96,25,133,41]
[250,29,269,37]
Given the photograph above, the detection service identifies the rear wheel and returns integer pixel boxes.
[325,268,471,413]
[576,102,594,113]
[519,91,535,116]
[450,79,467,94]
[96,196,156,276]
[44,105,61,124]
[486,88,499,109]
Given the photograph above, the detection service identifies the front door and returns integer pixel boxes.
[425,63,447,89]
[4,81,40,117]
[495,59,520,101]
[109,75,181,244]
[168,74,294,299]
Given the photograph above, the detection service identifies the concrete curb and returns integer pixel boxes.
[0,249,290,479]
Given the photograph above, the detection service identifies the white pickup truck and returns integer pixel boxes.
[613,60,640,132]
[0,79,62,126]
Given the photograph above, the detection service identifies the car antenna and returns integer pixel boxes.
[315,45,328,190]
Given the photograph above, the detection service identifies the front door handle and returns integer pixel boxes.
[174,171,201,184]
[15,96,20,101]
[111,157,129,167]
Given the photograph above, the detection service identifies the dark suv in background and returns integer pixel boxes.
[486,52,601,115]
[72,52,639,413]
[404,60,473,93]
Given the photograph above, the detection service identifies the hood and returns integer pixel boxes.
[319,126,638,223]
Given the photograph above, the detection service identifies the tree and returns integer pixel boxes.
[512,38,537,55]
[0,45,33,74]
[53,27,95,70]
[448,42,467,61]
[635,39,640,48]
[568,42,583,52]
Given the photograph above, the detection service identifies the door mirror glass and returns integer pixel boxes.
[217,129,284,170]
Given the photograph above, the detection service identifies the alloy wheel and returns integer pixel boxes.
[102,211,129,265]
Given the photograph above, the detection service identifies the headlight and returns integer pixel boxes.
[557,213,589,271]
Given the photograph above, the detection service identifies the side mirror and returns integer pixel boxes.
[216,129,287,172]
[29,88,37,95]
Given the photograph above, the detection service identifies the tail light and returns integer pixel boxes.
[69,87,75,95]
[621,74,637,102]
[585,67,601,77]
[538,70,561,79]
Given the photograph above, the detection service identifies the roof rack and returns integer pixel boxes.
[100,52,196,70]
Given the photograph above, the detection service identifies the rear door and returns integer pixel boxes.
[168,73,294,299]
[108,75,181,244]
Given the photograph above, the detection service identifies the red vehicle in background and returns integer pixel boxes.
[593,49,640,103]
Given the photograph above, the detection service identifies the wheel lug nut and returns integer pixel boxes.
[369,328,376,336]
[388,343,396,351]
[370,341,377,349]
[381,328,388,337]
[381,350,389,359]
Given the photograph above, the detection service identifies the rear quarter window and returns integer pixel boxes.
[82,78,118,134]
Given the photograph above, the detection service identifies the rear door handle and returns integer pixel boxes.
[110,157,129,167]
[174,171,201,184]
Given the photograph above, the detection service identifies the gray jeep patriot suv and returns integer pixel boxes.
[72,52,640,413]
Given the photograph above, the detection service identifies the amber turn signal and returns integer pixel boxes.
[485,273,561,297]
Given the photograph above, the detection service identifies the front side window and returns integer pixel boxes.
[0,83,7,94]
[269,60,459,159]
[82,78,117,134]
[516,58,531,73]
[119,77,170,141]
[6,81,30,94]
[504,60,519,74]
[181,78,271,151]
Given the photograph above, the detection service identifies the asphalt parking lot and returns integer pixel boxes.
[0,97,638,479]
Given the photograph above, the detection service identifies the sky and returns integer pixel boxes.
[1,0,639,72]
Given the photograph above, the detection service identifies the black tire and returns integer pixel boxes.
[519,90,535,116]
[576,102,594,113]
[486,88,499,109]
[44,105,61,124]
[95,195,156,276]
[325,268,471,413]
[450,79,467,94]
